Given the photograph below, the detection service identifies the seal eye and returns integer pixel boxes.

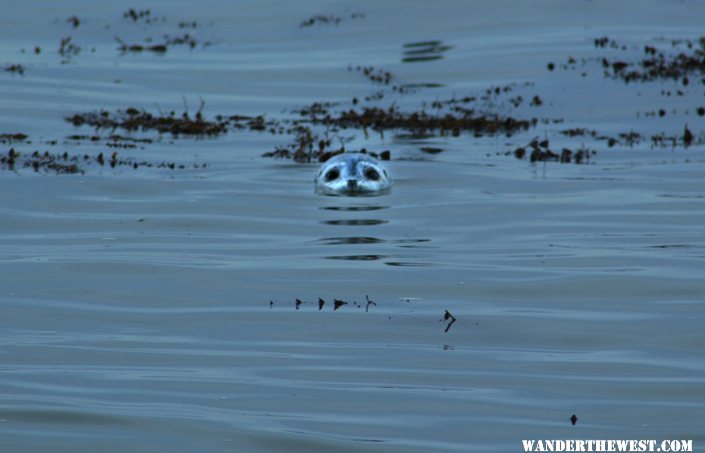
[325,168,340,182]
[364,167,380,181]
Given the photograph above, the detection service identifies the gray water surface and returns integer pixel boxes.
[1,1,704,451]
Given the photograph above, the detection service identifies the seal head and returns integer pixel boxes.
[314,153,392,195]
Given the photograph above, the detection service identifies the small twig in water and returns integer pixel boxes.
[365,295,376,312]
[443,310,457,333]
[196,97,206,120]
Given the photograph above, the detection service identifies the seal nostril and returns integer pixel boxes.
[347,179,358,190]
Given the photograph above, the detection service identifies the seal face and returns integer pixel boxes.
[314,153,392,195]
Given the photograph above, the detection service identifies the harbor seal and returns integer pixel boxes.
[314,153,392,195]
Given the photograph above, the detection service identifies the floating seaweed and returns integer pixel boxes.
[123,8,158,23]
[311,105,536,137]
[299,12,364,28]
[510,137,595,164]
[0,133,29,143]
[1,147,204,175]
[115,37,167,53]
[67,105,229,136]
[559,35,705,85]
[350,65,393,85]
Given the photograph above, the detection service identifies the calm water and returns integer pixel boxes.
[2,1,704,451]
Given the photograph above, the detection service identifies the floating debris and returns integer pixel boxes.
[66,15,80,29]
[123,8,156,23]
[300,14,342,27]
[4,64,26,75]
[570,414,578,426]
[59,36,81,60]
[684,124,694,147]
[333,299,348,311]
[318,297,325,311]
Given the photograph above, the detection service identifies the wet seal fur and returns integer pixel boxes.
[314,153,392,195]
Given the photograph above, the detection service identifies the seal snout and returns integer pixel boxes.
[346,179,359,191]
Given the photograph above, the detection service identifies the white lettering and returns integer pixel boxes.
[521,439,691,452]
[523,440,536,452]
[663,439,694,452]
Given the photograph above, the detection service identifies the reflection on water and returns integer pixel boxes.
[319,205,388,211]
[318,237,431,245]
[319,236,383,245]
[394,131,437,140]
[319,202,389,261]
[398,82,444,90]
[385,260,432,267]
[420,146,444,154]
[318,202,431,264]
[402,40,452,63]
[320,202,389,226]
[322,219,387,226]
[325,254,386,261]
